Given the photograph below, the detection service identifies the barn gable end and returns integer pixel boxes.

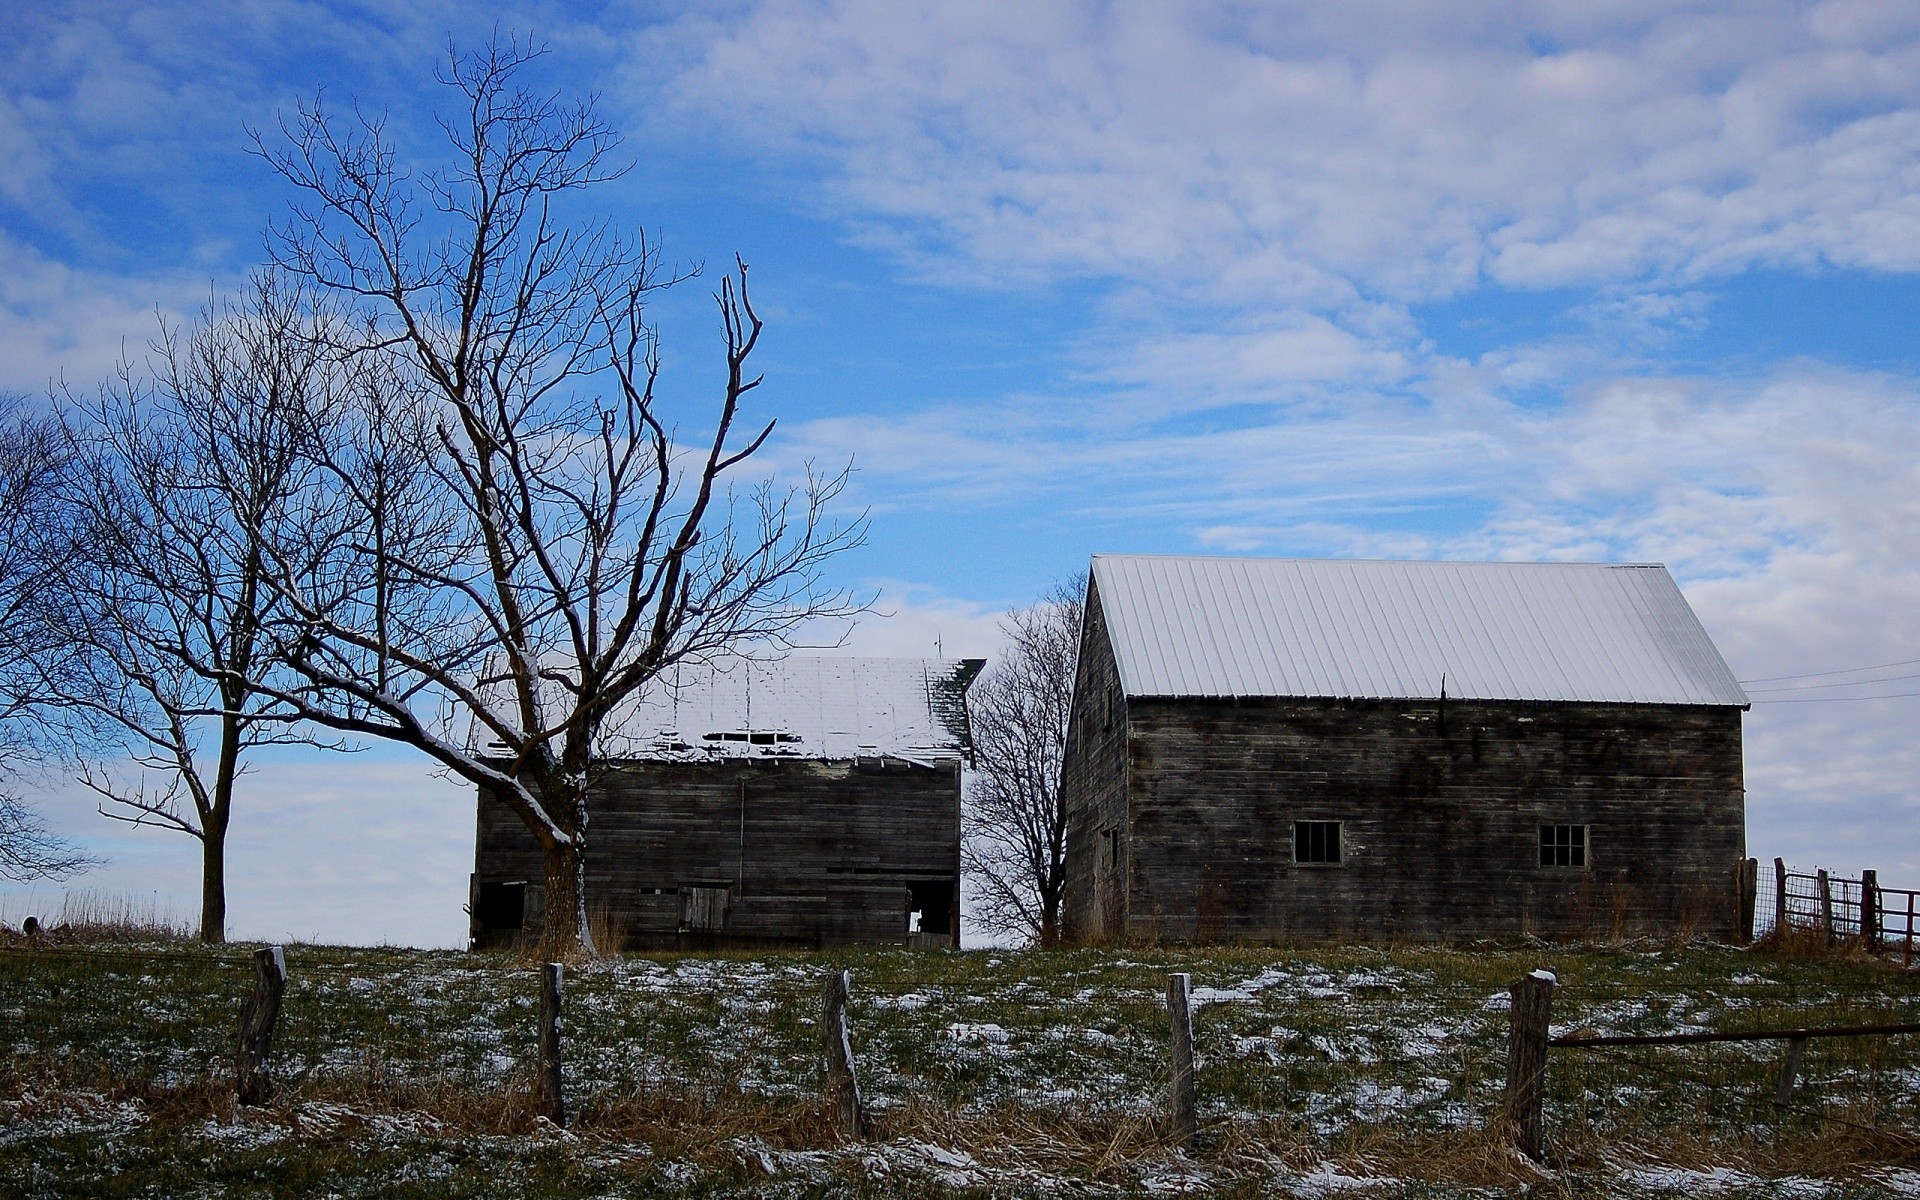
[1061,555,1749,945]
[472,656,981,951]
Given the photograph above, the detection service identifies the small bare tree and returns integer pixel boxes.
[0,397,94,882]
[244,37,862,956]
[55,276,344,941]
[964,576,1084,947]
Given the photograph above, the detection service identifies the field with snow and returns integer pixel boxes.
[2,938,1918,1197]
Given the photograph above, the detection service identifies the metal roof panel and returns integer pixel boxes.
[1089,555,1748,706]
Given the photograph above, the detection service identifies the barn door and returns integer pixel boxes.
[679,886,731,933]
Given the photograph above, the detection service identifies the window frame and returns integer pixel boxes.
[1538,823,1589,869]
[1292,819,1344,866]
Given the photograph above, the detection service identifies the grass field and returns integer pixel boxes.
[2,934,1918,1198]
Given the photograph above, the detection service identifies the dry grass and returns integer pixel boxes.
[0,888,193,944]
[4,938,1919,1197]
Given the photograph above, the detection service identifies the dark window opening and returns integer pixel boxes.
[1540,824,1587,868]
[476,881,526,930]
[907,880,954,936]
[1293,821,1342,865]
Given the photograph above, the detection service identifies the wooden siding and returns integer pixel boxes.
[1062,611,1748,944]
[1060,579,1134,943]
[474,757,961,950]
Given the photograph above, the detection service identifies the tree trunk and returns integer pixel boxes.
[537,841,595,957]
[199,822,228,944]
[1039,890,1060,949]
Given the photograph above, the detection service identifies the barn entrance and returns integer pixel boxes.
[907,879,955,948]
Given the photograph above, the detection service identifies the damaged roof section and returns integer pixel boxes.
[594,655,985,764]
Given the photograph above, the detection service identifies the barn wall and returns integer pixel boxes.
[1061,579,1134,942]
[1116,697,1746,943]
[474,757,962,950]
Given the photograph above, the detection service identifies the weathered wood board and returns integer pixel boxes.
[1062,579,1747,944]
[474,757,962,950]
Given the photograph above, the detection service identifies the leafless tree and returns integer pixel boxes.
[0,397,96,882]
[55,275,344,941]
[963,576,1084,947]
[244,37,863,955]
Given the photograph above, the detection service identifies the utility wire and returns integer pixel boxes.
[1746,671,1920,694]
[1751,691,1920,704]
[1740,657,1920,685]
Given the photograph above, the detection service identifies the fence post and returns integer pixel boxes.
[236,946,287,1106]
[1862,870,1881,950]
[1817,870,1835,946]
[1736,858,1758,945]
[1504,969,1555,1162]
[537,962,565,1127]
[821,968,869,1140]
[1167,973,1197,1147]
[1774,1035,1808,1106]
[1773,857,1788,934]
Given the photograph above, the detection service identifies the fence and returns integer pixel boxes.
[7,936,1920,1180]
[1752,858,1920,963]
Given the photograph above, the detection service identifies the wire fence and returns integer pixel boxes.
[6,936,1920,1170]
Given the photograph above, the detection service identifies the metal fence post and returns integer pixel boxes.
[1504,969,1555,1162]
[1774,857,1788,934]
[1736,857,1758,944]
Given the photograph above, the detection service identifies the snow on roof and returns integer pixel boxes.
[586,655,984,763]
[1089,555,1748,706]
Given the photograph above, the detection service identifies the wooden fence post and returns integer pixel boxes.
[236,946,287,1106]
[1774,1036,1808,1106]
[1817,870,1835,947]
[821,968,869,1140]
[537,962,565,1127]
[1167,973,1197,1147]
[1862,870,1881,950]
[1736,858,1758,945]
[20,916,37,945]
[1504,969,1555,1162]
[1773,857,1788,935]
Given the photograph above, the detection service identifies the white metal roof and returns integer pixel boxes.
[1090,555,1748,706]
[589,655,982,763]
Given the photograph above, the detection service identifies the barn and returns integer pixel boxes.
[471,655,982,951]
[1060,555,1750,944]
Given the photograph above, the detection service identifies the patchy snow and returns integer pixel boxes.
[1610,1161,1831,1196]
[944,1022,1011,1045]
[1280,1161,1403,1197]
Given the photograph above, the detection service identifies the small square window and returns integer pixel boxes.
[1293,820,1342,864]
[1540,824,1587,868]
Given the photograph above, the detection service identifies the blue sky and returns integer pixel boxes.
[5,1,1920,945]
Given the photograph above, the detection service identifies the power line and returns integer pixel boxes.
[1746,671,1920,694]
[1752,691,1920,704]
[1740,657,1920,685]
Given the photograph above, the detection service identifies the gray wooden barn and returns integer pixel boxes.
[471,655,981,951]
[1060,555,1750,944]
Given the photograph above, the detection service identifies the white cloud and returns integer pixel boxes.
[652,1,1920,304]
[0,230,189,395]
[0,752,474,948]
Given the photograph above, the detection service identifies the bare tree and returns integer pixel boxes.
[55,276,342,941]
[244,37,863,956]
[0,397,95,882]
[963,576,1084,947]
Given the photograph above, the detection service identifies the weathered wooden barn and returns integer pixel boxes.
[1060,555,1750,944]
[471,656,981,951]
